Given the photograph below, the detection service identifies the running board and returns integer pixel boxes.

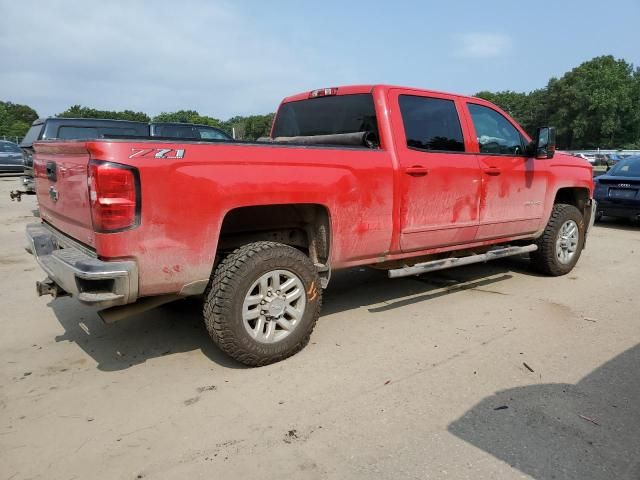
[388,244,538,279]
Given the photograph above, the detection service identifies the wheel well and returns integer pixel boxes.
[217,204,331,266]
[554,187,589,211]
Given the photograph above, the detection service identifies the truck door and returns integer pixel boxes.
[389,89,482,252]
[464,102,548,239]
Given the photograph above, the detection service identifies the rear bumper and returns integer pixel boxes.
[26,223,138,308]
[596,199,640,219]
[0,163,23,173]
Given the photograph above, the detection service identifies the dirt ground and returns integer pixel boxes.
[1,175,639,480]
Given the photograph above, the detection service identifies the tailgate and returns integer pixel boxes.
[33,141,95,247]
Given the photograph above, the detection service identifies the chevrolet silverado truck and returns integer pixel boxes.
[26,85,596,366]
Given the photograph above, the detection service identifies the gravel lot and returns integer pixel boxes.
[1,175,639,480]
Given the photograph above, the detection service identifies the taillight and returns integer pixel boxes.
[88,160,140,232]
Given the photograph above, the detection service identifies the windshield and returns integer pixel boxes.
[608,156,640,177]
[20,123,43,146]
[272,94,378,138]
[0,142,21,153]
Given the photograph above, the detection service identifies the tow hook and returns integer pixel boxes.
[36,278,69,298]
[9,190,35,202]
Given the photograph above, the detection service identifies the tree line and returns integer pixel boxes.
[0,101,275,142]
[475,55,640,149]
[2,55,639,148]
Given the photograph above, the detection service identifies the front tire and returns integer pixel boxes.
[203,242,322,366]
[530,203,585,276]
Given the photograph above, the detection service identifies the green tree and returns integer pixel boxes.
[152,110,224,129]
[474,89,548,137]
[57,105,150,122]
[546,55,639,149]
[222,113,275,140]
[0,101,39,140]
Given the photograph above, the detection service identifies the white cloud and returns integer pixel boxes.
[0,0,349,119]
[453,33,513,59]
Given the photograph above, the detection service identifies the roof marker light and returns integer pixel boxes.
[309,88,338,98]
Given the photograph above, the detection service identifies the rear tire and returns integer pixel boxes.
[203,241,322,366]
[530,203,585,276]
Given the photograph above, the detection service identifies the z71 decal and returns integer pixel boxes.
[129,148,185,159]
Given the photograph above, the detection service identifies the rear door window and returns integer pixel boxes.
[154,125,199,139]
[398,95,465,152]
[99,127,146,137]
[198,128,230,140]
[57,126,99,140]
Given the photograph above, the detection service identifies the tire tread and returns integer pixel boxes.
[531,203,584,276]
[203,241,321,366]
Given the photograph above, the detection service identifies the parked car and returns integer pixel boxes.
[18,118,150,195]
[573,153,595,164]
[150,122,231,140]
[0,140,24,173]
[14,118,232,198]
[605,153,623,166]
[26,84,595,366]
[594,153,609,166]
[593,155,640,221]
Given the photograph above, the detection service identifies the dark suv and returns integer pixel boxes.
[16,118,232,194]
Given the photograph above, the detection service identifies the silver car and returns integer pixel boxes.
[0,140,23,173]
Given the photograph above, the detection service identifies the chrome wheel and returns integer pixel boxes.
[242,269,306,344]
[556,220,579,264]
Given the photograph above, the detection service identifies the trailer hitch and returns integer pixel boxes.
[36,278,70,298]
[9,190,35,202]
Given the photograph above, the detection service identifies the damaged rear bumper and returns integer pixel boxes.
[26,223,138,309]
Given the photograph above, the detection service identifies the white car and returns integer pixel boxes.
[573,153,596,164]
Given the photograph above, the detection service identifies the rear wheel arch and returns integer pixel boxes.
[215,203,332,284]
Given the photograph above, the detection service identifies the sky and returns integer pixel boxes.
[1,0,639,120]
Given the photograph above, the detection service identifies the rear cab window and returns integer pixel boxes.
[272,93,379,143]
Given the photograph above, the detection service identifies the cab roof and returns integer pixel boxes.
[280,84,479,104]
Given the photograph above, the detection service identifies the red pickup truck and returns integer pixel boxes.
[27,85,596,366]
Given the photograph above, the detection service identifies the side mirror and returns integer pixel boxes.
[533,127,556,159]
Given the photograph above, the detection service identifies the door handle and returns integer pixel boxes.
[405,166,429,177]
[483,167,501,176]
[46,161,57,182]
